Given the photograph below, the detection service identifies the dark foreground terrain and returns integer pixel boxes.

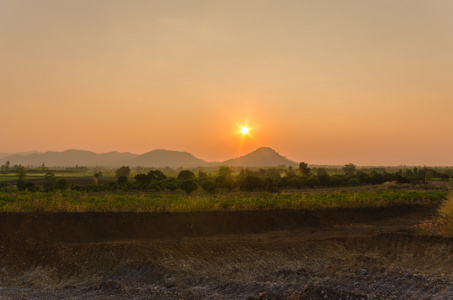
[0,207,452,299]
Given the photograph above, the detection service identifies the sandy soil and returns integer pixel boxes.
[0,206,452,299]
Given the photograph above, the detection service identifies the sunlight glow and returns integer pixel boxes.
[241,126,249,135]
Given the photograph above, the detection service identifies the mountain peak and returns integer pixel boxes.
[126,149,206,168]
[221,147,297,167]
[251,147,278,153]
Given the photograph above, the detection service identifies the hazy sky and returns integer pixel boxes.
[1,0,452,165]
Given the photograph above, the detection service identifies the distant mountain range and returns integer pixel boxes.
[0,151,41,160]
[0,147,298,168]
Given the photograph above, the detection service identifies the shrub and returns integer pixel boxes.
[180,179,198,195]
[306,177,320,188]
[347,178,360,186]
[241,175,263,191]
[134,173,150,187]
[178,170,195,180]
[117,176,128,184]
[419,194,453,237]
[201,180,217,193]
[54,179,69,190]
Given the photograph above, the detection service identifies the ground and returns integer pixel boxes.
[0,204,452,299]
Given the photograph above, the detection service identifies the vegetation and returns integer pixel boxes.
[0,189,447,213]
[0,163,451,195]
[115,166,131,179]
[419,194,453,237]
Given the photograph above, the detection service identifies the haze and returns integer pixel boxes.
[1,1,452,166]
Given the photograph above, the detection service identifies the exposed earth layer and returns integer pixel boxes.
[0,206,452,299]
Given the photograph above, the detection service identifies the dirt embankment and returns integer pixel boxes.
[1,206,453,299]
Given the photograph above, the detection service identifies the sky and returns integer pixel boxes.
[1,0,452,166]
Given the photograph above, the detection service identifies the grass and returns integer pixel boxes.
[0,189,447,213]
[419,194,453,237]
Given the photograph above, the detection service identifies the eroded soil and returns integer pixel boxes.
[0,206,452,299]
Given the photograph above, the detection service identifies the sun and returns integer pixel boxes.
[240,126,249,135]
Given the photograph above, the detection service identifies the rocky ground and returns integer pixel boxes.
[0,206,452,299]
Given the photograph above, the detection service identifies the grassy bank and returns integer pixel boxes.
[419,194,453,237]
[0,189,448,213]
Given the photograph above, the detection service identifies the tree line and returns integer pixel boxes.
[3,162,451,194]
[75,163,452,194]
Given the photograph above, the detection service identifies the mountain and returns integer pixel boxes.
[221,147,298,167]
[0,147,297,168]
[0,150,137,167]
[124,149,207,168]
[0,151,41,160]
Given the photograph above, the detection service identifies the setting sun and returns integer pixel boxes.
[241,126,249,135]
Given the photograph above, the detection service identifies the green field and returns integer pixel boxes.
[0,189,447,213]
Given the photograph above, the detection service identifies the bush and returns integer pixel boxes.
[241,175,263,191]
[180,179,198,195]
[178,170,195,180]
[134,173,151,187]
[287,177,305,189]
[54,179,69,190]
[150,181,166,191]
[16,179,26,191]
[117,176,128,184]
[347,178,360,186]
[165,178,178,191]
[306,177,320,188]
[201,180,217,193]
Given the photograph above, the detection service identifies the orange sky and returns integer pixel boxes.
[1,1,452,165]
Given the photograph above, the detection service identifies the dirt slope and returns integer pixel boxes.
[0,206,452,299]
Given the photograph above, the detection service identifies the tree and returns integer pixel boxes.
[372,172,385,184]
[299,162,311,176]
[264,177,278,192]
[117,176,128,184]
[316,168,330,186]
[165,178,178,191]
[44,172,56,192]
[16,166,26,181]
[218,166,233,181]
[201,180,217,193]
[441,174,450,182]
[1,161,10,172]
[134,173,150,187]
[217,166,235,190]
[198,170,209,181]
[148,170,166,181]
[177,170,195,180]
[94,171,102,185]
[150,180,166,191]
[54,179,69,190]
[180,179,198,195]
[342,163,357,176]
[115,166,131,178]
[241,175,263,191]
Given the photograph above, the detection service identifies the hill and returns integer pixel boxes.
[221,147,298,167]
[0,150,137,167]
[124,149,207,168]
[0,151,41,160]
[0,147,297,168]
